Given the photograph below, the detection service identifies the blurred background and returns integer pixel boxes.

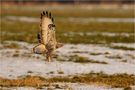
[0,0,135,89]
[1,0,134,4]
[1,0,134,44]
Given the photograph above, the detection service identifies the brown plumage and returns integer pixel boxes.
[33,11,63,62]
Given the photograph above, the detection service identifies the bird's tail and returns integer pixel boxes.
[32,44,47,54]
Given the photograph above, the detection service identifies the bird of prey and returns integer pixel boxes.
[33,11,63,62]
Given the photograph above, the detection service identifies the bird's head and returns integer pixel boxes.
[48,24,56,31]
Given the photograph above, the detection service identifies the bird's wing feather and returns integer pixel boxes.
[40,11,54,44]
[37,32,42,43]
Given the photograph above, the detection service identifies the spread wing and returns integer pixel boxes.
[39,11,55,44]
[33,11,63,54]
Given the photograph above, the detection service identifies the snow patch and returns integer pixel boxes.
[5,16,135,23]
[0,41,135,79]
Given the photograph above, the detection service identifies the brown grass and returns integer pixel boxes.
[68,55,108,64]
[0,73,134,88]
[57,70,64,74]
[0,76,46,88]
[106,55,122,59]
[3,43,20,49]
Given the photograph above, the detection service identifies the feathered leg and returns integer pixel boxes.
[46,51,53,62]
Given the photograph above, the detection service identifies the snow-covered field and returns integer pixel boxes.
[0,41,135,90]
[1,3,134,90]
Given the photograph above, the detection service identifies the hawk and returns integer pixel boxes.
[33,11,63,62]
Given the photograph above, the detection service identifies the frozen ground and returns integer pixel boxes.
[0,41,135,78]
[0,41,135,89]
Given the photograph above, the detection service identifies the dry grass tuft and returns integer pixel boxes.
[106,55,122,59]
[48,73,135,88]
[57,70,64,74]
[110,46,135,51]
[0,73,134,88]
[68,55,108,64]
[3,43,20,49]
[0,76,46,88]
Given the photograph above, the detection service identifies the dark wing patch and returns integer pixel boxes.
[46,11,48,16]
[52,17,54,23]
[37,32,42,43]
[49,12,51,18]
[43,11,45,15]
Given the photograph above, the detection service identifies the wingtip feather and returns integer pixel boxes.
[52,17,54,22]
[49,12,51,18]
[46,11,48,17]
[41,11,54,23]
[43,11,45,15]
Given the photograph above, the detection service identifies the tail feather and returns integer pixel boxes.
[33,44,46,54]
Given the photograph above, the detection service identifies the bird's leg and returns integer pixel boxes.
[46,51,52,62]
